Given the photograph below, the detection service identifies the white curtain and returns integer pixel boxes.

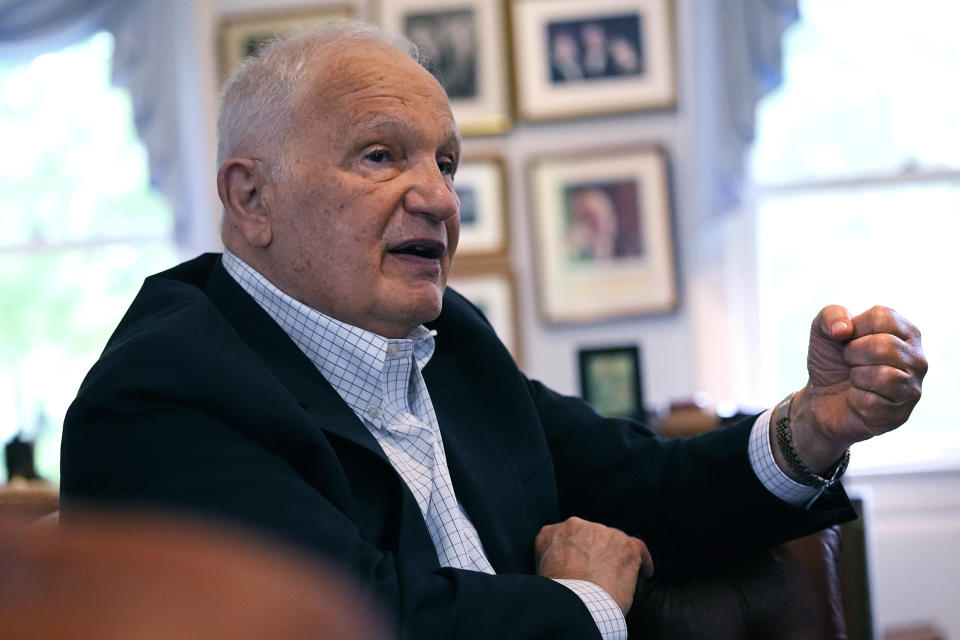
[0,0,215,250]
[705,0,799,215]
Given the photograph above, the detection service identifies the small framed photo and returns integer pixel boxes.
[218,6,354,76]
[511,0,676,121]
[454,155,509,258]
[447,268,522,363]
[378,0,513,135]
[528,145,677,323]
[578,345,644,420]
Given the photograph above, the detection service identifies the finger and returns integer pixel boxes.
[843,333,922,371]
[535,525,557,557]
[845,387,917,433]
[850,305,922,343]
[848,364,922,405]
[635,539,655,579]
[812,305,855,342]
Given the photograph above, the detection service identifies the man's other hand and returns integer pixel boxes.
[535,516,654,616]
[787,305,927,473]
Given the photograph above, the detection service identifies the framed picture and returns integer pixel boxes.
[447,268,522,363]
[218,6,354,76]
[378,0,513,135]
[578,345,644,420]
[454,155,509,258]
[511,0,676,121]
[528,145,677,323]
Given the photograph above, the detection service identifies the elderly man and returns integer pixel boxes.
[61,21,926,639]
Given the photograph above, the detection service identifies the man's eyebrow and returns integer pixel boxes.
[353,114,461,151]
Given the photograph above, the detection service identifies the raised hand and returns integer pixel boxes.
[786,305,927,473]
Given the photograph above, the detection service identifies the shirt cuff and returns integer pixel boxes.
[748,409,819,507]
[552,578,627,640]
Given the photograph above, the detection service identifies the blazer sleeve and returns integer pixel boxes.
[527,379,855,578]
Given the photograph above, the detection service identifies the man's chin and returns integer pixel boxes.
[376,286,444,337]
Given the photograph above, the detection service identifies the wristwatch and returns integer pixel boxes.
[773,392,850,507]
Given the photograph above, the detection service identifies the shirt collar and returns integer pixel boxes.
[221,249,436,419]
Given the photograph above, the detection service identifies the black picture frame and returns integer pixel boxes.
[578,345,644,421]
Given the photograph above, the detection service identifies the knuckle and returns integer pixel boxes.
[916,354,929,376]
[537,524,556,541]
[881,365,908,387]
[906,381,923,402]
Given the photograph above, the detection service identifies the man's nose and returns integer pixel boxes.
[403,161,459,222]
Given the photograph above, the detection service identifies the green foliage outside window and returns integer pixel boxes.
[0,32,177,482]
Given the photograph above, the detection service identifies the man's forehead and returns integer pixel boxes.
[299,47,460,148]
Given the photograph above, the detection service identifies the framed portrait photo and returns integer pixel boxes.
[528,146,677,324]
[447,268,522,363]
[454,155,509,258]
[578,345,644,420]
[218,5,354,76]
[378,0,513,135]
[511,0,676,121]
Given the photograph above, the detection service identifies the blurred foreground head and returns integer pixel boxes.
[0,511,392,640]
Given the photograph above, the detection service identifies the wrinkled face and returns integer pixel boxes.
[262,42,460,338]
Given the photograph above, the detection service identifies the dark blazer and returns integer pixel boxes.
[62,253,854,639]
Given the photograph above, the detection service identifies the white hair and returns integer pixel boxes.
[216,20,424,178]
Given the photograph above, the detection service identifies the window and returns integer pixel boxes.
[0,32,178,482]
[750,0,960,471]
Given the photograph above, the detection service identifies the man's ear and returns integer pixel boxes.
[217,158,274,248]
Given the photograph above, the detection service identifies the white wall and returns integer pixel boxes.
[846,468,960,640]
[202,1,959,636]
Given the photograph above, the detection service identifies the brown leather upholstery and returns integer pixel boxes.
[628,526,846,639]
[0,480,59,523]
[629,405,855,639]
[0,511,392,640]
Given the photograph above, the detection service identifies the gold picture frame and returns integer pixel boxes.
[528,145,677,323]
[218,5,355,77]
[377,0,513,135]
[511,0,676,121]
[453,154,509,259]
[447,266,522,363]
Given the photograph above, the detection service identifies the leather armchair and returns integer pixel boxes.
[639,403,854,639]
[628,526,847,639]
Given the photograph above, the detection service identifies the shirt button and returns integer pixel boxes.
[367,406,379,419]
[386,344,399,357]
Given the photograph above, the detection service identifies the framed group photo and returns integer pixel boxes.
[528,145,677,324]
[447,268,522,363]
[453,155,509,258]
[578,344,644,420]
[511,0,676,121]
[218,5,354,76]
[378,0,513,135]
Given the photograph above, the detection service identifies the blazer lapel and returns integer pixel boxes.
[203,258,388,462]
[197,258,448,570]
[424,349,531,573]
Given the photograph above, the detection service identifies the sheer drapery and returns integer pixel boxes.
[0,0,215,250]
[704,0,799,215]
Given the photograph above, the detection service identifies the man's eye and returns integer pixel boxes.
[366,149,392,163]
[438,159,457,177]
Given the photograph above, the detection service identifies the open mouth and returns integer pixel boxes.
[388,240,445,260]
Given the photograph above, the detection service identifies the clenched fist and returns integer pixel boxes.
[781,305,927,474]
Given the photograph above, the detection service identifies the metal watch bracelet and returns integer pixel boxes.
[773,392,851,494]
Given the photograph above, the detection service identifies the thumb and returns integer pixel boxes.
[807,305,853,388]
[812,305,854,342]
